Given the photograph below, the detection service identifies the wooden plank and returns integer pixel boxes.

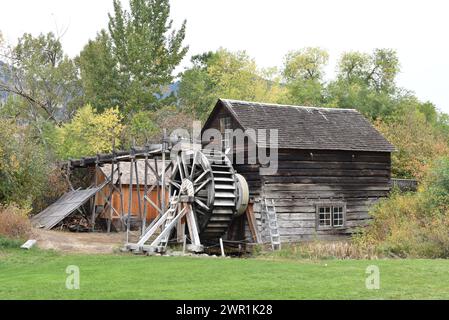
[263,183,391,192]
[263,190,389,199]
[245,204,262,243]
[261,176,390,184]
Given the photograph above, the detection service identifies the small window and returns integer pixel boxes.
[316,204,345,229]
[220,117,232,149]
[333,206,344,227]
[220,116,232,132]
[318,207,331,227]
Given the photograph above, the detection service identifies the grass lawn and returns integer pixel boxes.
[1,247,449,299]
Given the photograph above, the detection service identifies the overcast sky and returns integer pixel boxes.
[1,0,448,112]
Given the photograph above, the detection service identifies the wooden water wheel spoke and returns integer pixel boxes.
[166,149,249,244]
[194,198,210,211]
[177,154,185,180]
[194,169,210,184]
[190,151,199,179]
[195,178,211,194]
[169,180,181,189]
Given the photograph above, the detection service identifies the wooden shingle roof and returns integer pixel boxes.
[213,99,395,152]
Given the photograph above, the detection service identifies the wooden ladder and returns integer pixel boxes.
[264,198,281,251]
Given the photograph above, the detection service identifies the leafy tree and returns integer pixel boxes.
[417,101,438,124]
[77,30,122,112]
[179,49,287,120]
[281,47,328,106]
[375,110,449,179]
[0,119,50,207]
[124,110,159,145]
[283,47,329,82]
[52,104,124,159]
[0,32,82,124]
[80,0,188,113]
[326,49,401,119]
[335,49,399,93]
[121,105,195,147]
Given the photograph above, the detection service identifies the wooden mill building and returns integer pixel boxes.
[203,99,395,242]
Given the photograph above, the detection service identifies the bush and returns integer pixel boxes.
[0,119,51,208]
[0,236,23,249]
[0,204,32,240]
[353,157,449,258]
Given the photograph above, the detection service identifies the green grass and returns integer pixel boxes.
[1,247,449,299]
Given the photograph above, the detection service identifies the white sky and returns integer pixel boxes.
[1,0,448,112]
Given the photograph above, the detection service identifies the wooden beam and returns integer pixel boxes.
[246,204,262,243]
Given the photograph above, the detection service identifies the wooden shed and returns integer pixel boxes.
[202,99,395,242]
[95,160,168,228]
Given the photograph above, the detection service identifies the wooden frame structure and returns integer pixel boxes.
[69,133,172,244]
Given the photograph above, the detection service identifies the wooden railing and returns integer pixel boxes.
[391,178,418,192]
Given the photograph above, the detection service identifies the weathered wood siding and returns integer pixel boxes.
[257,149,390,242]
[95,168,167,222]
[203,104,392,243]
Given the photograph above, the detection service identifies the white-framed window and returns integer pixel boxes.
[318,206,331,227]
[316,204,346,229]
[220,116,232,149]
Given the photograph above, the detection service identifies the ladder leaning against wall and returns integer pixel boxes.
[263,198,281,251]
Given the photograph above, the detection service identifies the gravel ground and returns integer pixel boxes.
[31,228,127,254]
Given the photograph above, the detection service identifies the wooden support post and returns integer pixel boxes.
[182,234,187,255]
[177,216,185,243]
[126,152,134,244]
[219,238,225,257]
[134,159,143,235]
[161,129,167,215]
[155,158,160,218]
[142,154,149,236]
[107,159,115,233]
[91,155,99,232]
[117,161,125,231]
[246,203,262,243]
[185,204,201,248]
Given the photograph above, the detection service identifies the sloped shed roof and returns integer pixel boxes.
[208,99,395,152]
[100,160,171,185]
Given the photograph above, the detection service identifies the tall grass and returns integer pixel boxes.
[0,203,31,240]
[257,241,379,260]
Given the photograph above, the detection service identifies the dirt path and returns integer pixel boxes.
[32,229,127,254]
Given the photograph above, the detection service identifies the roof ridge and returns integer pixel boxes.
[220,98,358,112]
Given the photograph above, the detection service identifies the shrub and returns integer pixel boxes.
[0,203,32,240]
[353,157,449,258]
[0,236,23,249]
[0,119,51,208]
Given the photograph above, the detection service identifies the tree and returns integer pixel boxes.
[0,32,82,125]
[105,0,187,112]
[282,47,329,82]
[335,49,400,93]
[0,119,50,207]
[326,49,401,119]
[77,30,122,112]
[121,105,196,147]
[281,47,328,106]
[52,105,124,159]
[179,49,287,120]
[375,110,449,179]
